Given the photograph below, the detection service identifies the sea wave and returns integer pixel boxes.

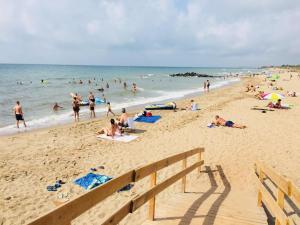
[0,78,239,136]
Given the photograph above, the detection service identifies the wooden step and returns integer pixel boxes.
[141,166,268,225]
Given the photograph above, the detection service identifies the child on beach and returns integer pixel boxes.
[106,102,115,117]
[13,101,27,128]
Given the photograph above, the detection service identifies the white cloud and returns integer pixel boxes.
[0,0,299,66]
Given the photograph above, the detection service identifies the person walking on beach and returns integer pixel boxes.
[207,80,210,92]
[72,97,80,122]
[88,92,96,118]
[13,101,27,128]
[106,102,115,117]
[203,81,207,92]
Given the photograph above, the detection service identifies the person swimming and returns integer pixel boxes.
[53,102,63,111]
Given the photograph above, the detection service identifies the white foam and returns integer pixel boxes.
[0,78,239,136]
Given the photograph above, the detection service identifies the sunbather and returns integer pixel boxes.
[267,99,289,109]
[212,115,246,129]
[255,91,266,100]
[97,119,121,137]
[287,91,297,97]
[117,108,129,127]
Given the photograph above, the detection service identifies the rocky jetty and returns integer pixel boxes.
[169,72,223,78]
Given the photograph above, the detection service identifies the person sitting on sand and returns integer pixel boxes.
[97,119,121,138]
[53,102,63,111]
[117,108,129,127]
[287,91,297,97]
[267,99,289,109]
[212,115,246,129]
[186,100,198,111]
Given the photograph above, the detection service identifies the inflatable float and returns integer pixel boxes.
[145,102,176,110]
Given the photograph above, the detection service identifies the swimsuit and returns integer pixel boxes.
[225,121,234,127]
[15,114,24,121]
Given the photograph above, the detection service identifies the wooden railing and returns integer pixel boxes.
[27,147,204,225]
[255,162,300,225]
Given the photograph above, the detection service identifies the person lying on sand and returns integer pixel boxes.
[212,115,246,129]
[255,91,266,100]
[97,119,121,138]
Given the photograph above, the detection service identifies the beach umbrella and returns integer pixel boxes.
[263,93,284,100]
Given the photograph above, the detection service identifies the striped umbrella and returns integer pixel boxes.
[263,93,285,100]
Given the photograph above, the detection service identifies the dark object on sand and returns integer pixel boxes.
[170,72,223,78]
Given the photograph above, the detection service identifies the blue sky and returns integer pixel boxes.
[0,0,299,67]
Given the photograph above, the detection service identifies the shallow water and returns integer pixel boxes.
[0,64,259,135]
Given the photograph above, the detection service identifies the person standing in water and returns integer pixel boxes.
[132,83,137,93]
[106,102,115,117]
[207,80,210,92]
[123,81,127,89]
[203,81,207,92]
[13,101,27,128]
[72,97,80,122]
[88,92,96,118]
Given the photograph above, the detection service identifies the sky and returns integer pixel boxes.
[0,0,299,67]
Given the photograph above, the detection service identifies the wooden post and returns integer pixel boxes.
[257,190,262,207]
[182,158,187,193]
[198,151,202,174]
[148,172,157,220]
[275,188,285,225]
[258,168,263,207]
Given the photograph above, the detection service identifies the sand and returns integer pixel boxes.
[0,68,299,225]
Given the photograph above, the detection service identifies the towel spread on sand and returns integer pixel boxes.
[97,134,138,142]
[74,173,112,190]
[134,115,161,123]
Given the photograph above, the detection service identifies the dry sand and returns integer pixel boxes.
[0,69,299,225]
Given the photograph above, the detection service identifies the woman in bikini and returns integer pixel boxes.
[97,119,121,138]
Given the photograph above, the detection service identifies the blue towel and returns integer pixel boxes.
[134,115,161,123]
[74,173,112,190]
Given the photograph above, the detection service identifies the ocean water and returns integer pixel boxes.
[0,64,259,135]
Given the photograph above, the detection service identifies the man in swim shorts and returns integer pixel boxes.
[212,115,246,129]
[14,101,27,128]
[72,97,80,122]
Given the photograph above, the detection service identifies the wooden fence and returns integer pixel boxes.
[27,147,204,225]
[255,162,300,225]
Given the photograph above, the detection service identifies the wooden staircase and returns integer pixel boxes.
[142,165,268,225]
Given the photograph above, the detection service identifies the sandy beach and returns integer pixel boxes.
[0,68,299,225]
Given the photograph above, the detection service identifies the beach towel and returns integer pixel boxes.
[74,173,112,190]
[97,134,138,142]
[134,115,161,123]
